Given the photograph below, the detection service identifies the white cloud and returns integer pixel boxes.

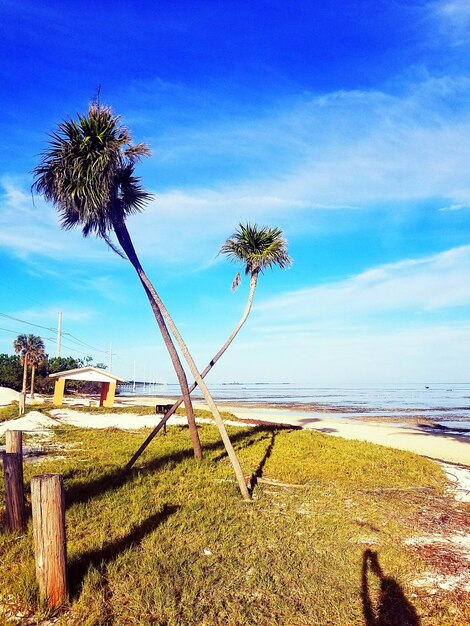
[432,0,470,45]
[439,201,470,211]
[255,245,470,327]
[0,176,117,262]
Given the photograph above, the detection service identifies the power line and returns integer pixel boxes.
[61,332,108,354]
[0,311,108,354]
[0,311,113,362]
[0,312,56,333]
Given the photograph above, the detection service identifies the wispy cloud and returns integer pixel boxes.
[431,0,470,45]
[4,75,470,267]
[255,245,470,326]
[439,201,470,211]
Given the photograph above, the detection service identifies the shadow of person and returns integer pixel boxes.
[361,549,420,626]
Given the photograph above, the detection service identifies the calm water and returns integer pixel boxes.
[119,382,470,428]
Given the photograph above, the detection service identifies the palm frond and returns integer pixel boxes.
[32,102,152,247]
[220,223,292,276]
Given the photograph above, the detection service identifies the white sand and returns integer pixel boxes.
[0,386,19,406]
[220,405,470,467]
[0,411,58,436]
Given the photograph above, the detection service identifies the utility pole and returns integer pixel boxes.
[56,312,62,358]
[108,343,112,374]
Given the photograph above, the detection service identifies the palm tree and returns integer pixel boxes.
[13,334,45,405]
[13,334,31,395]
[32,102,202,460]
[126,223,291,470]
[33,103,250,499]
[28,336,45,400]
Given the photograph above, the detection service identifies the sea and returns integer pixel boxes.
[119,382,470,432]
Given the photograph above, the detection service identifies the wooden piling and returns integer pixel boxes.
[6,430,23,454]
[2,452,26,531]
[31,474,68,607]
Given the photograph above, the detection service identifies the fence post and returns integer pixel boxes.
[2,451,26,531]
[6,430,23,455]
[31,474,68,607]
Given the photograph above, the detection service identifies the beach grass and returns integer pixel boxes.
[0,419,467,625]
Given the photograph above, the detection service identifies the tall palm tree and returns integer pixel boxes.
[13,334,31,395]
[28,336,45,400]
[126,223,291,470]
[32,102,202,461]
[13,334,45,399]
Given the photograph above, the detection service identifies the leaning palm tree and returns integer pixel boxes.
[33,103,252,499]
[126,223,291,470]
[28,336,45,400]
[32,102,203,461]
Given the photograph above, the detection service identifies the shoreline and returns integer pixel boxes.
[2,390,468,468]
[114,394,470,467]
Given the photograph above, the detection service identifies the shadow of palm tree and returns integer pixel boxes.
[65,426,266,508]
[248,429,277,493]
[361,549,420,626]
[68,504,178,596]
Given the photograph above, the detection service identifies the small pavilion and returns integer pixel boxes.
[49,367,125,408]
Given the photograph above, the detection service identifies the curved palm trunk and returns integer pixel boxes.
[137,268,252,501]
[125,272,259,471]
[30,365,36,400]
[113,221,203,460]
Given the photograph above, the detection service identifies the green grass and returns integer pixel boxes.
[0,403,20,422]
[0,417,467,625]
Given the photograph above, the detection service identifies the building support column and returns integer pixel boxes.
[100,382,116,408]
[53,379,65,407]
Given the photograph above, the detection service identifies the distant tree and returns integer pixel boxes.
[13,334,44,395]
[0,354,23,390]
[28,336,46,399]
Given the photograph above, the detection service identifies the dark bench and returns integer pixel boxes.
[155,403,174,434]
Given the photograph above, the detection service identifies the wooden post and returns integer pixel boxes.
[6,430,23,455]
[31,474,68,607]
[2,452,26,531]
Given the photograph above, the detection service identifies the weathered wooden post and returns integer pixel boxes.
[2,450,26,531]
[3,430,25,531]
[31,474,68,607]
[6,430,23,455]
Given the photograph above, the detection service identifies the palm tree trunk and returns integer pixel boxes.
[30,365,36,400]
[125,272,259,471]
[113,220,203,460]
[137,265,251,500]
[22,354,28,394]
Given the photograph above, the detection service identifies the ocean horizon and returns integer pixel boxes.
[118,381,470,429]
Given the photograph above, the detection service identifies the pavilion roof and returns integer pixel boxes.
[48,366,124,383]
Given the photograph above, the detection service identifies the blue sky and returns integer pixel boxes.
[1,0,470,384]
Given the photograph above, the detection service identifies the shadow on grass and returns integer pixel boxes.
[361,549,420,626]
[68,504,179,597]
[249,430,277,493]
[64,426,274,508]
